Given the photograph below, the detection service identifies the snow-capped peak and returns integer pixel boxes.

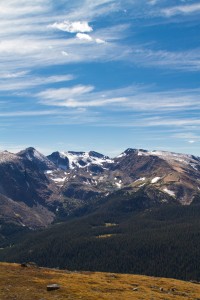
[60,151,113,169]
[117,148,138,158]
[48,150,114,170]
[136,149,199,165]
[17,147,55,170]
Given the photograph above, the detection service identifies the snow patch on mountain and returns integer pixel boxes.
[52,177,66,183]
[163,188,175,197]
[190,163,198,171]
[115,182,122,188]
[117,152,127,158]
[45,170,53,174]
[139,183,145,188]
[135,177,146,182]
[0,151,20,163]
[151,177,161,184]
[59,151,114,169]
[137,149,198,166]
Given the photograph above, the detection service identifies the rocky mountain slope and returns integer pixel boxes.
[0,148,59,228]
[0,146,200,228]
[47,148,200,207]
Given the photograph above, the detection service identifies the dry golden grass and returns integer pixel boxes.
[1,263,200,300]
[96,234,117,239]
[104,223,118,227]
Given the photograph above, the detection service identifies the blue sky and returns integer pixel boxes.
[1,0,200,157]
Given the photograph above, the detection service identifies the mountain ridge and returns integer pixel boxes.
[1,146,200,229]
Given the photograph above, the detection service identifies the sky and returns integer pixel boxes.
[1,0,200,157]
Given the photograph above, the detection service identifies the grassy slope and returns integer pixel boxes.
[1,263,200,300]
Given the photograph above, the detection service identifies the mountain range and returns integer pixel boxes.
[1,146,200,280]
[0,146,200,229]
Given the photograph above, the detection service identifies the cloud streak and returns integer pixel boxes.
[0,74,74,92]
[163,3,200,17]
[37,84,200,112]
[37,85,127,107]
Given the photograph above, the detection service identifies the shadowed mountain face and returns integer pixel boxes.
[0,147,200,228]
[0,149,60,227]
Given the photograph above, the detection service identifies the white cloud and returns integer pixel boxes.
[49,21,93,33]
[0,1,47,18]
[64,0,119,21]
[129,47,200,71]
[61,51,69,56]
[76,33,106,44]
[38,85,94,101]
[148,0,158,5]
[138,118,200,127]
[0,71,29,79]
[171,132,200,144]
[37,85,127,107]
[0,74,74,92]
[163,3,200,17]
[95,38,106,44]
[76,33,93,42]
[36,84,200,113]
[0,110,59,117]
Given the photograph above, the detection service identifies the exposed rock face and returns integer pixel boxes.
[58,148,200,206]
[0,194,54,228]
[1,147,200,228]
[18,147,55,171]
[47,151,70,170]
[0,149,58,227]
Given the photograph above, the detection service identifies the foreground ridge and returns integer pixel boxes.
[1,263,200,300]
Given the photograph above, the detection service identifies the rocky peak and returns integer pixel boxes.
[17,147,55,171]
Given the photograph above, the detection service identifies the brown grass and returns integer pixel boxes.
[1,263,200,300]
[96,234,117,239]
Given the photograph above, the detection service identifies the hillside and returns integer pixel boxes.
[2,204,200,281]
[1,263,200,300]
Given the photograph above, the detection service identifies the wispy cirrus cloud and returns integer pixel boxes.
[0,74,74,92]
[172,132,200,144]
[162,3,200,17]
[148,0,158,5]
[0,0,47,18]
[129,47,200,71]
[37,85,127,107]
[0,110,59,117]
[37,84,200,112]
[0,0,125,75]
[1,0,199,76]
